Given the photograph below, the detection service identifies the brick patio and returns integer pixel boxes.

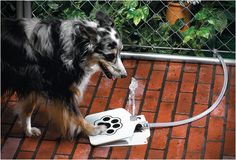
[1,59,235,159]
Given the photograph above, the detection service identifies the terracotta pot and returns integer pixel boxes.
[166,2,192,31]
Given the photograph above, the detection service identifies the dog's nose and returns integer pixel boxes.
[121,74,127,78]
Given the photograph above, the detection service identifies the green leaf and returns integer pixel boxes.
[214,11,227,33]
[133,16,142,25]
[196,27,211,39]
[47,2,59,10]
[141,6,149,20]
[182,26,196,43]
[126,12,134,19]
[123,0,138,9]
[195,8,208,21]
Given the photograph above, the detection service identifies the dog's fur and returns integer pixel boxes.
[1,11,127,138]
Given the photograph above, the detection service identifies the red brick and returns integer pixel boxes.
[187,127,205,152]
[1,124,11,137]
[88,72,100,86]
[136,79,146,100]
[2,103,17,124]
[56,140,74,155]
[129,145,147,159]
[80,86,95,107]
[195,84,210,104]
[210,96,226,117]
[96,77,114,98]
[153,61,167,70]
[216,65,224,74]
[185,152,201,159]
[224,130,235,156]
[90,97,107,114]
[9,121,24,137]
[151,128,169,149]
[176,93,193,114]
[148,70,165,90]
[141,112,155,123]
[92,147,110,158]
[184,63,198,72]
[207,117,224,140]
[182,72,196,82]
[109,88,127,108]
[229,85,235,108]
[157,102,174,122]
[1,138,21,159]
[135,61,151,79]
[213,75,224,96]
[78,134,90,144]
[54,154,70,159]
[142,91,160,112]
[167,139,185,159]
[16,151,33,159]
[172,115,188,138]
[72,143,91,159]
[180,73,196,92]
[147,149,164,159]
[166,63,182,81]
[79,107,88,117]
[226,104,235,130]
[204,141,222,159]
[110,147,129,159]
[198,65,213,83]
[116,68,134,88]
[123,59,137,69]
[162,82,178,102]
[44,124,61,140]
[191,104,208,127]
[230,67,235,86]
[21,138,39,151]
[36,140,56,159]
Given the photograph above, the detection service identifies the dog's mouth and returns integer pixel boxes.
[99,62,115,80]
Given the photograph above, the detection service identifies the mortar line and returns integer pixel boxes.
[13,104,41,159]
[163,62,185,159]
[126,60,154,159]
[87,77,119,159]
[144,61,170,159]
[182,63,201,159]
[220,66,231,158]
[107,59,139,159]
[201,64,216,158]
[69,73,103,159]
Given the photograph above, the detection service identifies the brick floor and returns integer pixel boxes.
[1,59,235,159]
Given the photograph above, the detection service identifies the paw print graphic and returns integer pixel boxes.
[94,116,122,135]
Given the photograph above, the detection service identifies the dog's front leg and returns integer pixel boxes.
[70,85,107,136]
[16,93,41,137]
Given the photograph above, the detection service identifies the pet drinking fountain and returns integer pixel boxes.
[85,52,228,147]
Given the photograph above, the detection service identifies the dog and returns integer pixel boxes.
[1,11,127,138]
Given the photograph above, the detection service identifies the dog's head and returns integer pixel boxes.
[75,11,127,79]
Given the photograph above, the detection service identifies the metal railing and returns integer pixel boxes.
[1,1,235,60]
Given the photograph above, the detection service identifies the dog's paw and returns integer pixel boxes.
[90,125,107,136]
[25,127,41,137]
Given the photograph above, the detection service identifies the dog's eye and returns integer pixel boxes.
[107,42,117,49]
[104,53,115,61]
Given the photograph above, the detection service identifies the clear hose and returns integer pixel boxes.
[147,52,228,128]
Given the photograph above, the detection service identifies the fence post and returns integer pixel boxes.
[16,1,23,18]
[24,1,32,18]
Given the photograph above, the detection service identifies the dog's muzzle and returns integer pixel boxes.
[99,57,127,80]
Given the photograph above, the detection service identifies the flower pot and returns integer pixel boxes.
[166,2,192,31]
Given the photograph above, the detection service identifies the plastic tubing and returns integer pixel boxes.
[147,52,228,128]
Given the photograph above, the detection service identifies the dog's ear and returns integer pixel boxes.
[75,24,97,42]
[96,11,114,27]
